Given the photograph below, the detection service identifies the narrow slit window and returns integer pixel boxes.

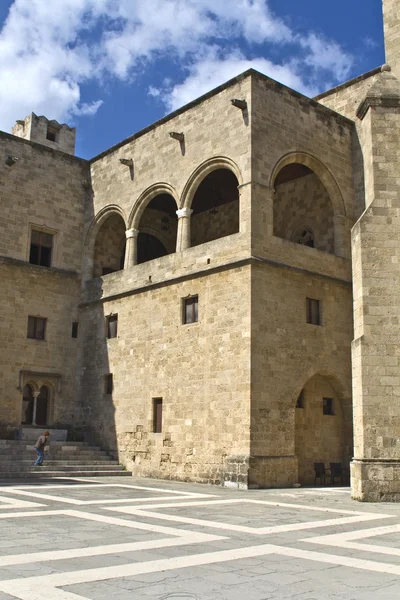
[183,296,198,324]
[106,314,118,339]
[27,316,46,340]
[71,321,79,338]
[323,397,334,416]
[306,297,321,326]
[153,398,163,433]
[105,374,113,395]
[29,230,53,268]
[296,390,304,409]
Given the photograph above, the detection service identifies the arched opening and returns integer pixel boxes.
[93,213,126,277]
[191,169,239,247]
[295,374,347,486]
[273,164,335,254]
[137,194,177,264]
[21,384,34,425]
[36,385,49,427]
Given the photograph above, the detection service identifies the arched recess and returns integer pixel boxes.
[181,157,243,248]
[130,184,179,265]
[294,371,352,486]
[271,152,347,256]
[83,206,128,280]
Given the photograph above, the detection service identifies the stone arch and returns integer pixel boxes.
[129,183,178,230]
[293,369,352,486]
[83,205,128,279]
[181,156,243,210]
[270,151,346,217]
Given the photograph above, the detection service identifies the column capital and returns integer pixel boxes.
[125,228,139,239]
[32,391,40,399]
[176,208,193,219]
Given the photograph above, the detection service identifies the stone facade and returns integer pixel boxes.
[0,1,399,499]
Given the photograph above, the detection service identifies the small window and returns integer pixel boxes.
[71,321,79,338]
[183,296,198,324]
[296,390,304,409]
[27,316,46,340]
[29,230,53,267]
[106,314,118,339]
[323,397,334,416]
[153,398,163,433]
[46,126,58,142]
[306,297,321,326]
[292,226,315,248]
[104,374,113,395]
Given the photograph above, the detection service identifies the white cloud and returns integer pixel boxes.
[161,50,318,112]
[0,0,354,132]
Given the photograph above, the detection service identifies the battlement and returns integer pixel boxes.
[11,113,76,155]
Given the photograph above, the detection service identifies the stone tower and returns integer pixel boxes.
[11,113,76,155]
[383,0,400,79]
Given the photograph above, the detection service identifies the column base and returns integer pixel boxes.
[351,459,400,502]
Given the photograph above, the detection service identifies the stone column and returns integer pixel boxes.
[32,391,40,426]
[124,228,139,269]
[176,208,193,251]
[333,214,350,259]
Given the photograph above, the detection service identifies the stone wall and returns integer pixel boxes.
[192,200,239,247]
[0,131,87,435]
[249,261,353,488]
[383,0,400,80]
[0,260,81,434]
[80,265,252,486]
[295,374,345,485]
[274,173,334,254]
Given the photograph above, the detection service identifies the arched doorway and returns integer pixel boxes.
[191,169,239,247]
[21,384,34,425]
[295,374,347,485]
[273,163,335,254]
[93,213,126,277]
[36,386,49,427]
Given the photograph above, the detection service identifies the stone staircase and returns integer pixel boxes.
[0,440,131,479]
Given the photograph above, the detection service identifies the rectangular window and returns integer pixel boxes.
[71,321,79,338]
[306,297,321,326]
[104,374,113,395]
[153,398,163,433]
[106,314,118,339]
[323,397,334,416]
[29,230,53,267]
[183,296,198,324]
[27,316,46,340]
[46,126,58,142]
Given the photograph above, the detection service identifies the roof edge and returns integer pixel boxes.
[314,66,383,101]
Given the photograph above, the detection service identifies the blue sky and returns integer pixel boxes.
[0,0,385,159]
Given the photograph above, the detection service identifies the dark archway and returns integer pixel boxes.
[137,193,177,264]
[273,163,335,254]
[36,385,49,427]
[191,169,239,247]
[93,213,126,277]
[138,233,168,264]
[21,385,34,425]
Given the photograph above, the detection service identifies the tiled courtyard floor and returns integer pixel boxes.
[0,477,400,599]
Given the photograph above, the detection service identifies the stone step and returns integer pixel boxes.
[0,440,93,446]
[0,449,110,456]
[17,465,125,472]
[0,460,120,466]
[0,470,132,479]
